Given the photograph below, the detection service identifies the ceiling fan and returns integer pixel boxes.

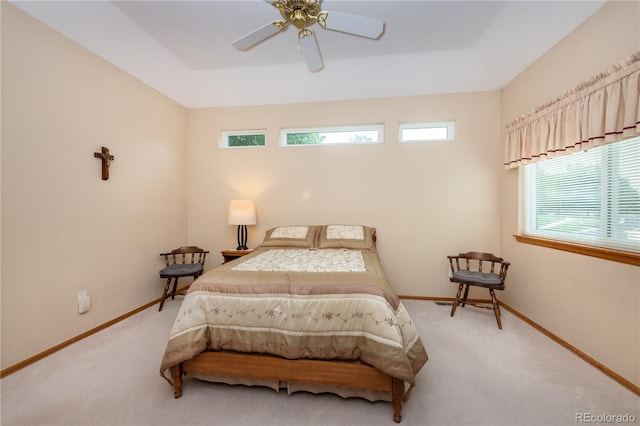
[232,0,385,72]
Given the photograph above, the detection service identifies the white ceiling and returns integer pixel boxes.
[11,0,606,108]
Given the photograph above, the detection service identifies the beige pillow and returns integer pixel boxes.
[317,225,377,251]
[258,225,320,248]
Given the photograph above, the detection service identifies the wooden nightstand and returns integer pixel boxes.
[221,249,253,264]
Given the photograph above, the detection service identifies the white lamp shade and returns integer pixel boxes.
[227,200,257,225]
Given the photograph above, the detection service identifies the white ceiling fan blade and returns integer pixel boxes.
[321,11,384,39]
[232,21,283,50]
[299,31,323,72]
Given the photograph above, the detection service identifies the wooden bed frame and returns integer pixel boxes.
[170,351,409,423]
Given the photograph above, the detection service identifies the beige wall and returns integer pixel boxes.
[3,0,637,392]
[186,92,502,297]
[500,0,640,387]
[1,3,188,369]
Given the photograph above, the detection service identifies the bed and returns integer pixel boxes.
[160,225,428,423]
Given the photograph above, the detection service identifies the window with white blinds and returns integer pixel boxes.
[523,136,640,254]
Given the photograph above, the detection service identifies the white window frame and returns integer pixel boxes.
[220,130,266,148]
[521,137,640,255]
[399,121,455,143]
[280,124,384,146]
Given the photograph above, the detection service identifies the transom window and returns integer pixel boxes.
[281,125,383,146]
[221,130,266,148]
[522,136,640,254]
[399,121,455,142]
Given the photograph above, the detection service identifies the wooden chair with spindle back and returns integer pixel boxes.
[158,246,209,311]
[447,251,510,329]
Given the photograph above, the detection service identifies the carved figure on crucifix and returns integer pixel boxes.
[94,146,114,180]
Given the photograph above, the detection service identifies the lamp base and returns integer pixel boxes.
[236,225,249,251]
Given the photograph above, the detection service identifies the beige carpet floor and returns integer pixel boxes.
[1,298,638,425]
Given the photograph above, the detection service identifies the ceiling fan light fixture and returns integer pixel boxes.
[291,9,310,29]
[277,0,321,30]
[233,0,385,71]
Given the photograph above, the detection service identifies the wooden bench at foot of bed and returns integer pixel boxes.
[170,351,409,423]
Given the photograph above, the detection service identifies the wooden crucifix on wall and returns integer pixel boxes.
[94,146,114,180]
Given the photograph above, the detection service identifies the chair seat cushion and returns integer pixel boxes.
[452,270,501,286]
[159,263,203,278]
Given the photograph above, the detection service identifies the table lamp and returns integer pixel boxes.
[227,200,256,250]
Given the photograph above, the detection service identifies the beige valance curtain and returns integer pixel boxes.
[504,51,640,168]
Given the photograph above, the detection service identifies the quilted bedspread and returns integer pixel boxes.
[160,248,428,384]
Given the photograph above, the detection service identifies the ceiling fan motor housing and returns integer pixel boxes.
[278,0,320,29]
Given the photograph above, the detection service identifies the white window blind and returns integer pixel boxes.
[523,137,640,253]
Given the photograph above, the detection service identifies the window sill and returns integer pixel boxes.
[514,235,640,266]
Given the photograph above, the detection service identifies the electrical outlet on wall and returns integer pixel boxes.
[77,291,91,314]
